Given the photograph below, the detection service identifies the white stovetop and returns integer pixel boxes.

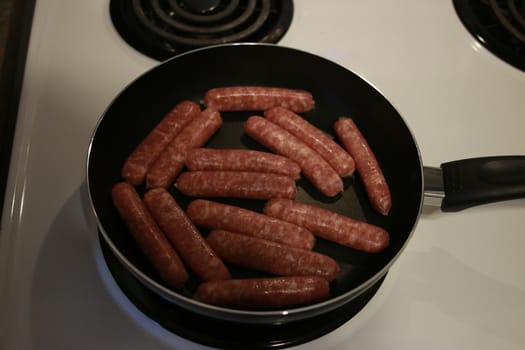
[1,1,524,349]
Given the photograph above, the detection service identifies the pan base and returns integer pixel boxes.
[99,233,386,349]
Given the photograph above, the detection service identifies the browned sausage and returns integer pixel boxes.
[206,230,339,281]
[263,199,389,253]
[186,199,315,250]
[243,116,343,197]
[194,276,329,309]
[143,188,231,282]
[203,86,314,113]
[264,107,355,177]
[175,170,297,200]
[146,108,222,189]
[111,182,188,289]
[121,101,201,185]
[185,148,302,180]
[334,117,392,215]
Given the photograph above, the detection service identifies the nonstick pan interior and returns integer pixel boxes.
[87,43,423,323]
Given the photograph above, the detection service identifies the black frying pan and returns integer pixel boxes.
[86,43,525,325]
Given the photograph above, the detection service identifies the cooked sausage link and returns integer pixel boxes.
[146,108,222,189]
[204,86,315,113]
[186,199,315,250]
[121,101,201,185]
[194,276,329,309]
[185,148,302,180]
[111,182,188,289]
[143,188,231,282]
[175,170,297,200]
[265,107,355,177]
[334,117,392,215]
[207,230,339,281]
[264,199,389,253]
[244,116,343,197]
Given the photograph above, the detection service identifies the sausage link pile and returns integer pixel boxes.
[110,86,391,310]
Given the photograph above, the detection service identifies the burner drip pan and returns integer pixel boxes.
[453,0,525,72]
[110,0,293,61]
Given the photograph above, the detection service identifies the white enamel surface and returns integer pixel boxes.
[1,0,524,349]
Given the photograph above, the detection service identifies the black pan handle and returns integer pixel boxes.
[426,156,525,212]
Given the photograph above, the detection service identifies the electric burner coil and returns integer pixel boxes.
[110,0,294,60]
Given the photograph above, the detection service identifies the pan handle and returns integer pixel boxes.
[423,156,525,212]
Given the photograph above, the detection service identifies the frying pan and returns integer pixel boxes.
[86,43,525,325]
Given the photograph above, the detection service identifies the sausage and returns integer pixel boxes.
[121,101,201,185]
[146,108,222,189]
[206,230,339,281]
[111,182,188,289]
[194,276,329,309]
[186,199,315,250]
[185,148,302,180]
[264,107,355,177]
[243,116,343,197]
[203,86,314,113]
[143,188,231,282]
[263,199,389,253]
[334,117,392,215]
[175,170,297,200]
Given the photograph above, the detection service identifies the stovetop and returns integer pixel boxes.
[1,1,524,349]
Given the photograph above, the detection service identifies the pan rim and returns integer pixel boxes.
[85,42,425,324]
